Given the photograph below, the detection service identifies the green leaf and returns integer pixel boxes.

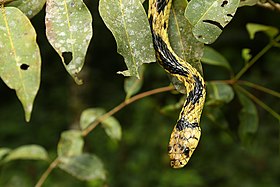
[239,0,259,7]
[201,46,232,70]
[7,0,46,18]
[99,0,155,78]
[0,7,41,122]
[169,0,204,75]
[45,0,93,84]
[246,23,279,40]
[102,116,122,141]
[124,66,144,99]
[3,145,48,162]
[58,153,106,181]
[0,148,11,160]
[204,107,229,129]
[185,0,239,44]
[206,82,234,106]
[57,130,84,158]
[80,108,106,130]
[241,48,252,62]
[236,88,258,145]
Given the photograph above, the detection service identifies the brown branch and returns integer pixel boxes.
[82,85,174,136]
[35,85,174,186]
[35,158,60,187]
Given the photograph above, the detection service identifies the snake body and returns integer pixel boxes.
[148,0,206,168]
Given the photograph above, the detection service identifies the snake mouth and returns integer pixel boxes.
[170,158,187,169]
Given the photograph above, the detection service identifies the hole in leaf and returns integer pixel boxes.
[62,52,73,65]
[203,20,224,30]
[221,0,228,7]
[20,64,29,70]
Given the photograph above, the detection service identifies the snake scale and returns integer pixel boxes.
[148,0,206,168]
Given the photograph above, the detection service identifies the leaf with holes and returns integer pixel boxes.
[185,0,239,44]
[99,0,155,78]
[58,153,106,181]
[45,0,92,84]
[7,0,46,18]
[0,7,41,122]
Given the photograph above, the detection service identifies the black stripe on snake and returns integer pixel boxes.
[148,0,206,168]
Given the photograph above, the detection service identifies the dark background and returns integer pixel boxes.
[0,1,279,186]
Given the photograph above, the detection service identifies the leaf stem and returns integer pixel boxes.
[235,85,280,121]
[238,80,280,98]
[35,158,60,187]
[82,85,174,136]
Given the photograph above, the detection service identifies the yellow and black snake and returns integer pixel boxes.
[148,0,206,168]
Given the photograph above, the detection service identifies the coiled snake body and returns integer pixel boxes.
[148,0,206,168]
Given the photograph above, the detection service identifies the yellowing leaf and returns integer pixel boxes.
[0,7,41,122]
[99,0,155,77]
[45,0,93,84]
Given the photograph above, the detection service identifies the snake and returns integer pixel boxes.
[148,0,206,168]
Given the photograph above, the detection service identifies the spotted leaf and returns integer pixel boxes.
[99,0,155,78]
[0,7,41,122]
[7,0,46,18]
[45,0,93,84]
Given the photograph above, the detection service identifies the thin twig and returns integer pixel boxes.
[35,85,174,186]
[35,158,60,187]
[82,85,174,136]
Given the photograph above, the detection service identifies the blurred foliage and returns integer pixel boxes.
[0,0,280,187]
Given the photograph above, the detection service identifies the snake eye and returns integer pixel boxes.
[183,148,190,157]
